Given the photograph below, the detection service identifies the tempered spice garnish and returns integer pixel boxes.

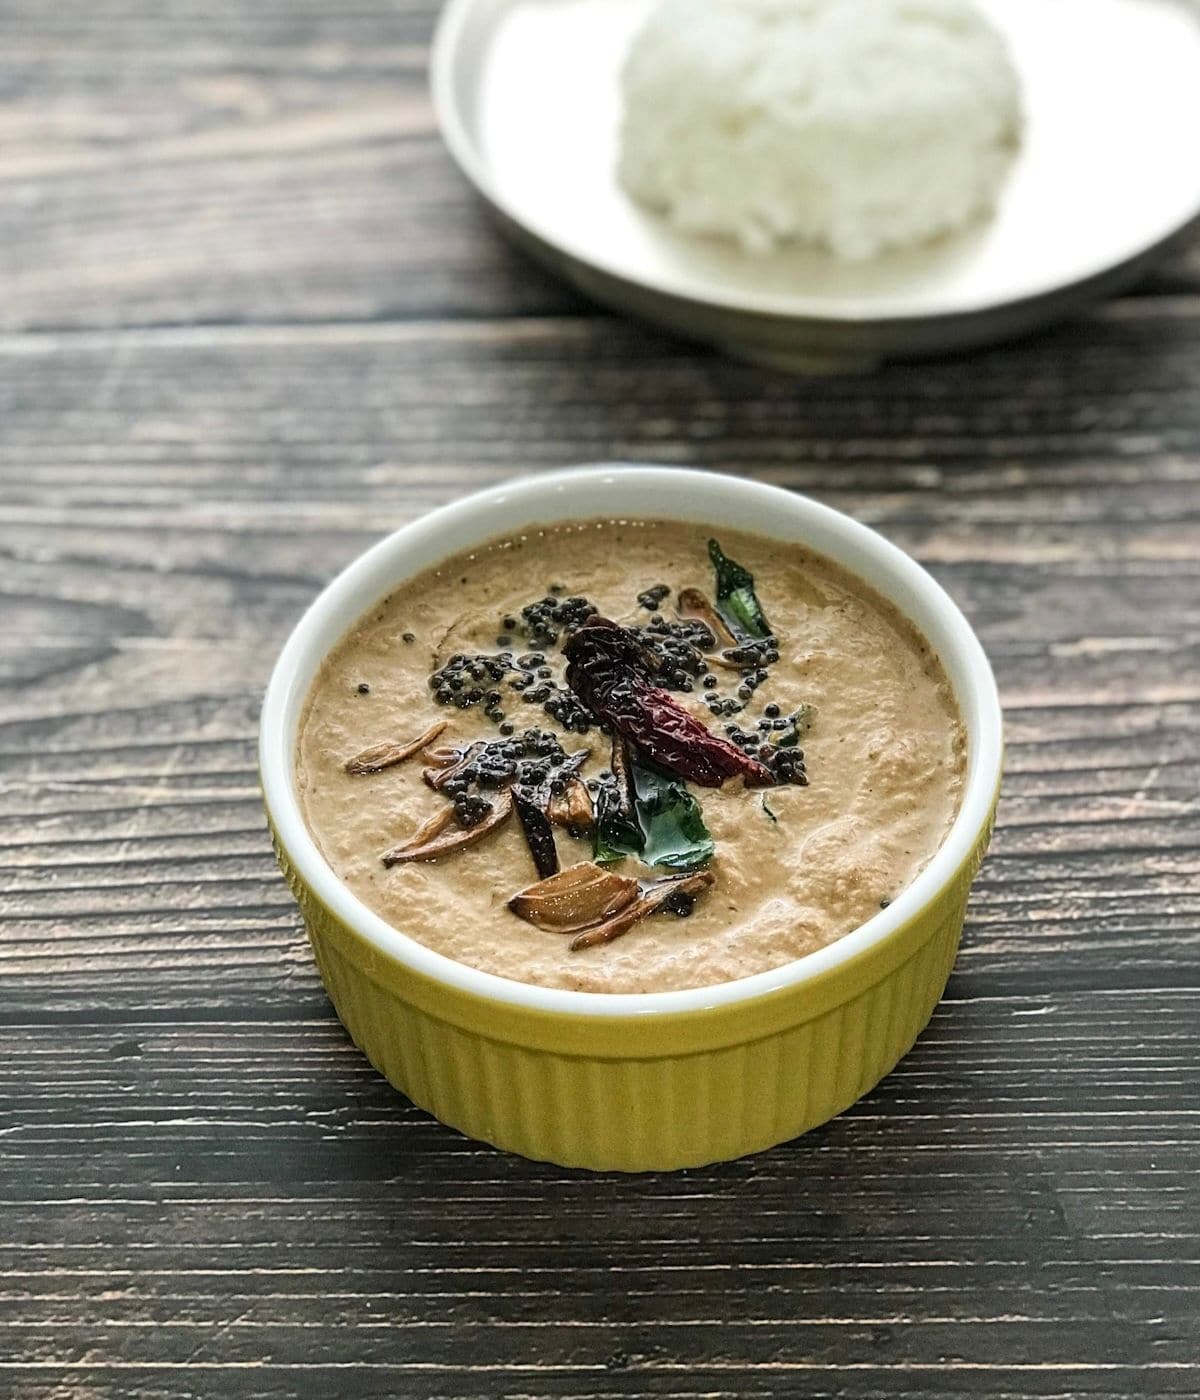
[708,538,772,640]
[568,869,715,951]
[381,789,513,865]
[593,735,643,863]
[344,720,448,774]
[563,617,774,788]
[636,583,671,611]
[354,531,819,954]
[721,714,810,786]
[416,728,593,876]
[508,862,639,933]
[675,587,734,650]
[514,593,598,648]
[628,613,713,691]
[512,789,560,879]
[509,862,714,948]
[547,778,594,834]
[594,743,714,871]
[428,646,592,733]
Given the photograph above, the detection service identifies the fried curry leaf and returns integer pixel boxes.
[634,763,714,870]
[777,704,816,748]
[708,538,772,640]
[594,757,714,872]
[594,783,645,865]
[593,734,643,864]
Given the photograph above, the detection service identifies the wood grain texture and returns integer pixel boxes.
[2,1,1199,1396]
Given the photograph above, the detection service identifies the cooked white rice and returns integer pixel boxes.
[617,0,1022,259]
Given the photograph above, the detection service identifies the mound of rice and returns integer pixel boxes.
[617,0,1022,259]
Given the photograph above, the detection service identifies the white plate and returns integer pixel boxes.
[432,0,1200,367]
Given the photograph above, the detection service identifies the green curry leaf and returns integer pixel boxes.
[593,757,714,871]
[708,538,772,640]
[633,763,715,870]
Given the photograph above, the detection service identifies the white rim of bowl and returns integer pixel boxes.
[260,464,1003,1020]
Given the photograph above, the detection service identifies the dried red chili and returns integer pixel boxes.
[563,617,774,789]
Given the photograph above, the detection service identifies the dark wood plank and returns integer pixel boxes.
[0,313,1197,1397]
[1,994,1198,1397]
[0,0,581,332]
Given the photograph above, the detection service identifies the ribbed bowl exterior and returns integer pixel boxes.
[270,809,993,1172]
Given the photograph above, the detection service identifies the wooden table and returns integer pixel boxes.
[3,3,1199,1396]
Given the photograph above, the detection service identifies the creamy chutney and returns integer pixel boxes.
[296,520,965,993]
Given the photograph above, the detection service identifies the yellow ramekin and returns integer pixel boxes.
[261,465,1003,1171]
